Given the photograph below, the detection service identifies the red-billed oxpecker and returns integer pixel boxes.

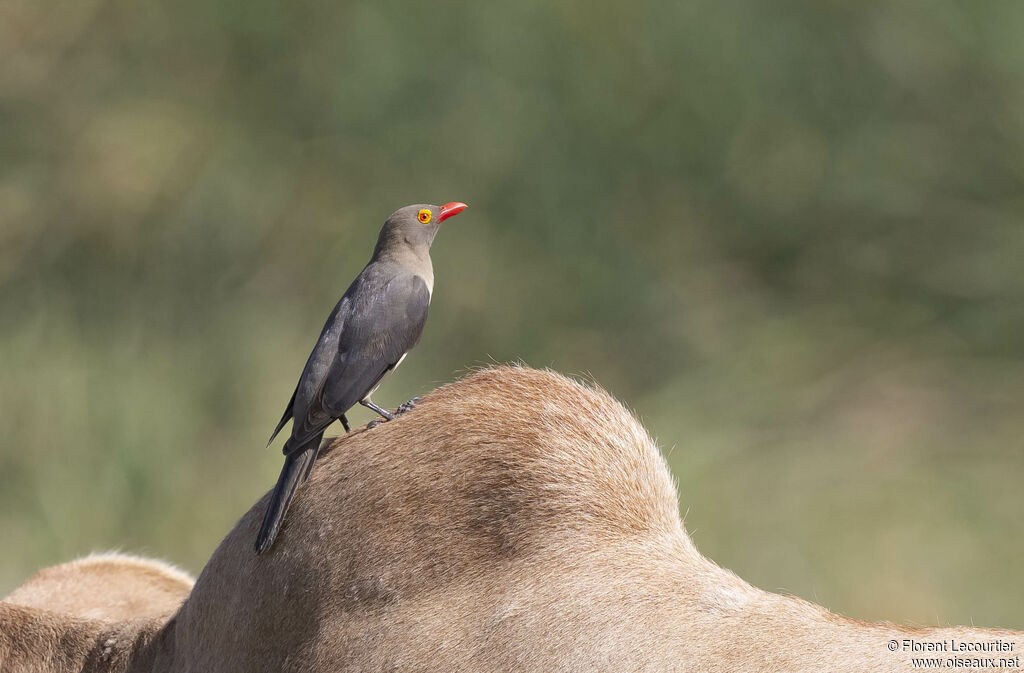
[255,202,468,554]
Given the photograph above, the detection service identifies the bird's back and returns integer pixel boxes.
[286,261,430,449]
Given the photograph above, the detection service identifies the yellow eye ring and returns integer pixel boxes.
[417,209,432,224]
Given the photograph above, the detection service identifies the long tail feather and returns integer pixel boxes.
[254,435,321,554]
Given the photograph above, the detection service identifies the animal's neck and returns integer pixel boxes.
[376,244,434,294]
[676,561,1024,671]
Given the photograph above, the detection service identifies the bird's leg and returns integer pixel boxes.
[395,397,421,415]
[340,415,351,433]
[360,398,396,421]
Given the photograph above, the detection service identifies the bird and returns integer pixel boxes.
[254,201,468,554]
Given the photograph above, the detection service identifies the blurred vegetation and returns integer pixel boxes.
[2,0,1024,629]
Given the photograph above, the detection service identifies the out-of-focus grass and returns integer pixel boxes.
[2,0,1023,629]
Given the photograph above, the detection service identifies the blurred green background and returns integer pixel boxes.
[2,0,1023,628]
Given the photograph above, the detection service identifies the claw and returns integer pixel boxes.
[395,397,419,416]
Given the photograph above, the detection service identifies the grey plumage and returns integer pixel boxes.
[255,202,466,554]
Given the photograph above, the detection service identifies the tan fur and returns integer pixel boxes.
[2,366,1021,672]
[0,553,191,672]
[4,553,193,622]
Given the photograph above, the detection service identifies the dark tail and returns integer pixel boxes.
[254,436,322,554]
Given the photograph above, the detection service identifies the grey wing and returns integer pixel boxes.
[322,273,430,410]
[284,274,430,453]
[267,386,297,446]
[279,292,354,453]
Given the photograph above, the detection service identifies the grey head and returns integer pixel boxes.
[373,202,468,257]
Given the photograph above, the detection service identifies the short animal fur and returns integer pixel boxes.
[2,366,1020,672]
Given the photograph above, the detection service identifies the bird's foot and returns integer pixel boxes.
[360,399,395,421]
[366,420,382,430]
[395,397,421,416]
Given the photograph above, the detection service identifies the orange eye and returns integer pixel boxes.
[417,209,432,224]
